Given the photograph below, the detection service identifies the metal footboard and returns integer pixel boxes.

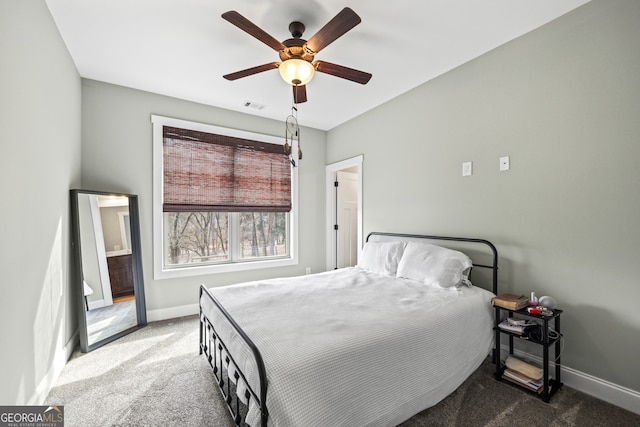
[199,285,268,426]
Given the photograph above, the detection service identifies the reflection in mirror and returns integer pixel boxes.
[71,190,146,352]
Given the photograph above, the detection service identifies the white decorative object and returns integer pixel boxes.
[283,106,301,166]
[538,295,557,309]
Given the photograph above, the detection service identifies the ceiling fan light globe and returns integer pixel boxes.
[279,59,314,85]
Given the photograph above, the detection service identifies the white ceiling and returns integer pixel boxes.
[45,0,591,131]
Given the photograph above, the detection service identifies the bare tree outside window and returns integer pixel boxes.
[240,212,287,259]
[164,212,287,266]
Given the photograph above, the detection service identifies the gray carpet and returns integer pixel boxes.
[46,315,639,426]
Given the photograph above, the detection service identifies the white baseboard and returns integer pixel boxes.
[87,298,106,310]
[29,330,78,405]
[561,364,640,416]
[146,303,199,322]
[500,345,640,415]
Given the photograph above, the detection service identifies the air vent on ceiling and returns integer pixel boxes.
[243,101,266,110]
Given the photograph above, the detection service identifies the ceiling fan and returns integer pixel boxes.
[222,7,372,104]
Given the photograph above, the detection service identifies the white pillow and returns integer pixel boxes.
[357,241,407,276]
[396,242,472,288]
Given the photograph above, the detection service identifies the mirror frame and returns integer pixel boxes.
[70,189,147,352]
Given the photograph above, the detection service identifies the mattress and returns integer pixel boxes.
[200,267,495,427]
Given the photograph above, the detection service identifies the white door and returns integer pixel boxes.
[326,155,363,271]
[336,171,358,268]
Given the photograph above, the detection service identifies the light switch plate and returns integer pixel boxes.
[462,161,473,176]
[499,156,510,171]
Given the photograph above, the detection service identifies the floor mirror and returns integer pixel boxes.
[71,189,147,352]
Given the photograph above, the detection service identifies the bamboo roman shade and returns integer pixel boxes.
[163,126,291,213]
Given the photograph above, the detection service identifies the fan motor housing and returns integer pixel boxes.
[279,37,315,62]
[280,42,315,62]
[280,21,315,62]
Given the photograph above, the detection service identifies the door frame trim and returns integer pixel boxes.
[325,155,363,270]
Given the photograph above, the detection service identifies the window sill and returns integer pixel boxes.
[153,256,298,280]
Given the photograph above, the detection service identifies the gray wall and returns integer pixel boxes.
[100,205,129,252]
[327,0,640,392]
[0,1,81,405]
[80,80,327,315]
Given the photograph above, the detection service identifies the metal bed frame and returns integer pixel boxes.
[199,232,498,426]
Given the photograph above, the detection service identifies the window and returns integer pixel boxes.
[152,116,298,279]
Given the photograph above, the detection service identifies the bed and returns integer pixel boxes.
[199,232,498,426]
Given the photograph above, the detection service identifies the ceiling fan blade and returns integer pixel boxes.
[223,62,280,81]
[222,11,286,52]
[293,85,307,103]
[305,7,361,54]
[314,61,372,84]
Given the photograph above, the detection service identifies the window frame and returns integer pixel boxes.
[151,115,298,279]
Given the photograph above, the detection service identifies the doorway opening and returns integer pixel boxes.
[326,155,363,270]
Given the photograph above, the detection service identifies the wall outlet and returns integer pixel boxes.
[462,161,473,177]
[499,156,510,171]
[305,267,311,275]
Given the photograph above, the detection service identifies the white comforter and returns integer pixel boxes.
[201,267,495,427]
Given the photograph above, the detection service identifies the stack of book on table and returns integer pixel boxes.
[492,293,529,310]
[502,356,544,394]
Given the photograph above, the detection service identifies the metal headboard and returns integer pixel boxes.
[366,232,498,295]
